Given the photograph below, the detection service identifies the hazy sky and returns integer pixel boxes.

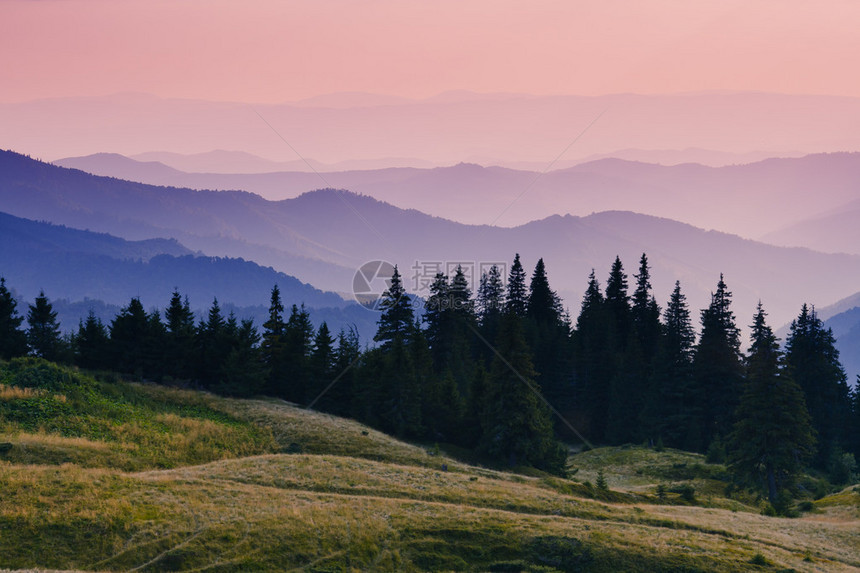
[3,0,860,103]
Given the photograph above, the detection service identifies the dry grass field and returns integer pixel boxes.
[1,359,858,572]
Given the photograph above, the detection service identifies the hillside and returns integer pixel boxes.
[0,211,346,308]
[0,211,383,340]
[6,150,860,329]
[1,359,858,572]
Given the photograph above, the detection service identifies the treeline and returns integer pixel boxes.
[1,254,859,492]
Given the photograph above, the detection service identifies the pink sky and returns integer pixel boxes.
[3,0,860,103]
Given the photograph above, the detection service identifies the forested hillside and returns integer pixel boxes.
[3,251,857,507]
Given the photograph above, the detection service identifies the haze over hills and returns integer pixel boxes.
[763,197,860,255]
[8,91,860,169]
[130,150,438,174]
[0,210,379,341]
[55,150,860,239]
[4,150,860,331]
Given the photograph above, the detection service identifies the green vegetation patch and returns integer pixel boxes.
[0,358,277,470]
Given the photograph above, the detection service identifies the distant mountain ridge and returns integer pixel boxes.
[54,151,860,240]
[0,210,345,309]
[5,149,860,330]
[0,209,381,341]
[8,91,860,168]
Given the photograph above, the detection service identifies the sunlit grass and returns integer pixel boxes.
[1,359,858,572]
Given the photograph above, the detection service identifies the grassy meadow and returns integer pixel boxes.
[0,358,858,572]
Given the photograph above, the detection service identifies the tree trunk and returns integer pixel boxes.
[766,464,778,506]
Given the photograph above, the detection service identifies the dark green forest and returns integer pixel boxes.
[2,253,858,509]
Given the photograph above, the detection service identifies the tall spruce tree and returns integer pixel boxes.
[109,297,150,375]
[573,270,613,441]
[307,322,335,408]
[785,304,852,467]
[729,303,815,507]
[144,310,167,381]
[424,272,450,369]
[261,284,287,395]
[504,254,528,318]
[216,317,266,397]
[377,326,423,437]
[646,281,696,446]
[0,277,28,359]
[74,311,110,370]
[604,256,631,350]
[526,258,563,325]
[851,379,860,459]
[690,275,744,452]
[631,254,662,356]
[196,298,229,388]
[525,258,572,436]
[329,326,361,418]
[477,265,505,323]
[374,265,413,347]
[476,264,505,362]
[602,256,634,443]
[164,290,196,380]
[27,291,65,362]
[478,313,565,473]
[283,303,314,403]
[607,255,661,444]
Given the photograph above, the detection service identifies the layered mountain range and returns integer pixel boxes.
[3,149,860,332]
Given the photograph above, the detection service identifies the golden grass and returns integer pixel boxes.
[2,457,858,572]
[0,383,66,403]
[2,361,857,572]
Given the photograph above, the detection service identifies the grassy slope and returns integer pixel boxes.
[0,359,858,572]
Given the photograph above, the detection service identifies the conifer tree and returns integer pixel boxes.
[462,362,489,448]
[785,304,852,467]
[526,258,563,325]
[307,322,335,408]
[164,290,196,380]
[109,297,150,375]
[850,379,860,459]
[74,311,110,370]
[504,254,528,318]
[424,272,450,369]
[476,265,505,324]
[572,270,613,441]
[27,291,65,362]
[690,275,744,451]
[479,313,565,473]
[631,253,662,355]
[196,298,228,387]
[216,317,266,397]
[0,277,28,359]
[604,256,631,349]
[327,326,360,417]
[377,328,423,437]
[526,258,572,435]
[729,303,815,507]
[374,265,413,347]
[282,303,314,403]
[144,310,167,381]
[261,284,287,395]
[609,254,663,444]
[647,281,696,446]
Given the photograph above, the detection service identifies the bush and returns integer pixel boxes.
[671,484,696,503]
[705,437,727,464]
[828,450,857,485]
